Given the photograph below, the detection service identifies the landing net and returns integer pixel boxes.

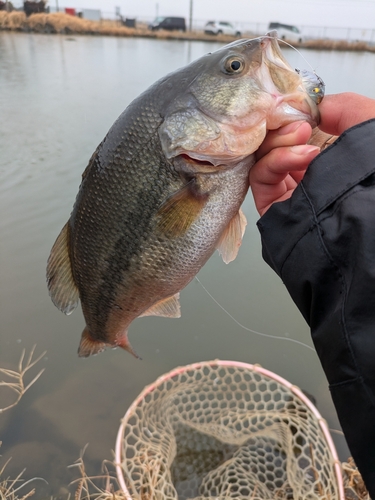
[115,360,344,499]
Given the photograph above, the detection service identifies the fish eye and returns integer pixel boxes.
[223,56,245,75]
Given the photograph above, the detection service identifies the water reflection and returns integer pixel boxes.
[1,32,374,496]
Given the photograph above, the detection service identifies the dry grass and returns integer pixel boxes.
[68,454,371,500]
[0,11,239,42]
[0,11,199,38]
[0,454,47,500]
[0,11,25,30]
[68,447,127,500]
[342,458,371,500]
[303,38,375,52]
[0,346,46,413]
[0,348,47,500]
[0,11,133,35]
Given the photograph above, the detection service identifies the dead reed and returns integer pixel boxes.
[0,11,25,30]
[0,454,48,500]
[342,458,371,500]
[0,347,46,499]
[0,11,231,41]
[304,38,375,52]
[0,346,46,414]
[68,446,127,500]
[0,11,134,35]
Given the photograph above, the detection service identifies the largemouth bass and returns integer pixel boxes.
[47,33,321,358]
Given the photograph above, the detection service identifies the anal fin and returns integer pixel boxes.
[216,208,247,264]
[46,223,79,315]
[139,293,181,318]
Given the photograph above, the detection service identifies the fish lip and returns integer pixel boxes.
[274,95,321,128]
[261,30,287,63]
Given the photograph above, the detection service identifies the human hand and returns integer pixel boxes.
[250,121,320,216]
[250,93,375,216]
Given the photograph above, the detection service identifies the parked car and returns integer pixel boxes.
[148,16,186,32]
[204,21,241,37]
[268,22,305,43]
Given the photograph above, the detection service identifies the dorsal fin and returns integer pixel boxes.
[46,223,79,315]
[156,181,208,237]
[216,209,247,264]
[139,293,181,318]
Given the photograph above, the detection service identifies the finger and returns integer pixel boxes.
[256,121,313,160]
[251,144,320,186]
[289,169,306,184]
[319,93,375,136]
[250,144,320,216]
[252,176,297,216]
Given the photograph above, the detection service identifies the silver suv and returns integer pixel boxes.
[204,21,241,37]
[268,23,305,43]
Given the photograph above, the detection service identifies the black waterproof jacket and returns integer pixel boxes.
[257,119,375,496]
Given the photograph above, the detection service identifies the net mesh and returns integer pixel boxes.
[116,360,343,500]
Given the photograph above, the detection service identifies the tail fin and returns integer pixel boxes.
[78,327,107,357]
[77,327,141,359]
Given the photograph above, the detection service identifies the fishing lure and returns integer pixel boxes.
[296,68,325,104]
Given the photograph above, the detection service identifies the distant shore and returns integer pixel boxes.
[1,11,374,53]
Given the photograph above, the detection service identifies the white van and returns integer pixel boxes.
[268,23,305,43]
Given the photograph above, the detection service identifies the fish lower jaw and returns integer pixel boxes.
[267,103,319,130]
[268,99,319,129]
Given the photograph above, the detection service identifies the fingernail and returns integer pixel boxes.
[290,145,320,155]
[278,121,304,135]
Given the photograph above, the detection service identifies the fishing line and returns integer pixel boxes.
[195,276,316,352]
[194,35,319,353]
[262,33,318,73]
[278,38,318,73]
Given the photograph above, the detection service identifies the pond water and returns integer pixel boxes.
[1,32,375,497]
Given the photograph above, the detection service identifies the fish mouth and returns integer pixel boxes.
[261,30,290,65]
[180,154,214,166]
[177,153,228,172]
[260,31,321,127]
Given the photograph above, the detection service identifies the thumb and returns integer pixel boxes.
[319,93,375,136]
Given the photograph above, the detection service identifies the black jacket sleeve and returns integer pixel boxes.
[257,118,375,496]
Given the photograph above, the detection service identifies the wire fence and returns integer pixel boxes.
[114,16,375,43]
[45,6,375,43]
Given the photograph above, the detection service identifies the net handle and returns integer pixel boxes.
[115,359,345,499]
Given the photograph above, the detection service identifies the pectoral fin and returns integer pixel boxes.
[156,181,208,237]
[216,209,247,264]
[139,293,181,318]
[46,223,79,315]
